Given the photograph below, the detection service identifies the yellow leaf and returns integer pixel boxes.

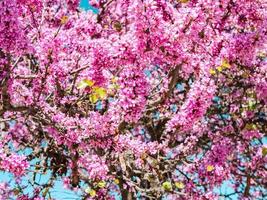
[85,187,96,197]
[217,66,224,72]
[93,87,107,99]
[89,93,99,103]
[207,165,214,172]
[209,69,216,75]
[175,182,185,189]
[89,189,96,197]
[114,178,120,184]
[77,79,94,89]
[97,180,106,188]
[216,59,231,72]
[89,87,107,103]
[221,59,231,69]
[61,16,68,24]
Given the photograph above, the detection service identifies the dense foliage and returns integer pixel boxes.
[0,0,267,199]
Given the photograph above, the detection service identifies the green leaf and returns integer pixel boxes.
[248,100,256,110]
[262,147,267,157]
[162,181,172,191]
[245,123,257,131]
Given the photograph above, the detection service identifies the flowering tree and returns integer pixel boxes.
[0,0,267,199]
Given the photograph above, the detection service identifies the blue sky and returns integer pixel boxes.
[80,0,98,12]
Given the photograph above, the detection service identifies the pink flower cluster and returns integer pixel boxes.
[117,67,149,122]
[115,134,160,157]
[0,0,30,55]
[0,0,266,198]
[167,75,216,132]
[0,182,12,200]
[0,153,29,177]
[78,154,109,180]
